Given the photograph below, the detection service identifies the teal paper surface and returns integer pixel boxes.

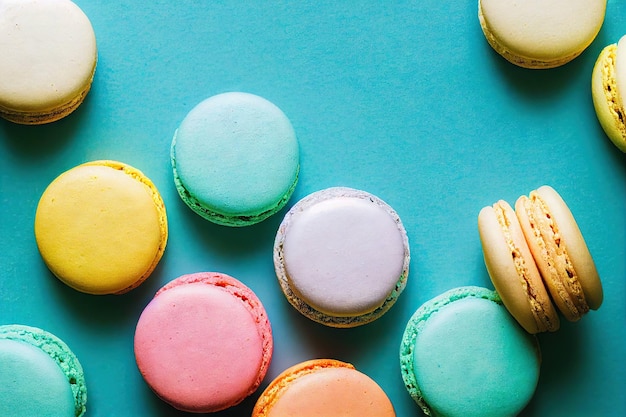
[1,1,624,416]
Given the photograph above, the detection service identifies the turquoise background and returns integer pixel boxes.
[1,1,624,416]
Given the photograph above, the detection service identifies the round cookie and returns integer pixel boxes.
[515,186,603,322]
[252,359,395,417]
[34,160,168,295]
[134,272,273,413]
[478,0,606,69]
[400,287,541,417]
[591,34,626,152]
[478,199,560,333]
[273,187,410,327]
[171,92,300,226]
[0,0,97,124]
[0,325,87,417]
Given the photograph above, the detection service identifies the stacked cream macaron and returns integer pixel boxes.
[478,186,603,334]
[0,0,97,124]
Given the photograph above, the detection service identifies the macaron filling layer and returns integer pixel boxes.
[400,287,540,417]
[0,325,87,417]
[517,192,588,321]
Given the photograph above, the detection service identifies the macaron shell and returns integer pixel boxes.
[527,186,603,310]
[0,0,97,124]
[253,359,395,417]
[479,0,606,68]
[274,187,409,327]
[0,325,87,417]
[134,273,272,413]
[592,36,626,152]
[615,36,626,116]
[35,161,167,294]
[478,202,559,333]
[400,287,540,417]
[171,92,299,226]
[591,42,626,151]
[0,340,75,417]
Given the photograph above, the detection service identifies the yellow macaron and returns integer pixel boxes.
[35,160,168,295]
[591,35,626,152]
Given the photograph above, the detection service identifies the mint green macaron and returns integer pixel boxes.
[400,286,541,417]
[171,92,300,227]
[0,324,87,417]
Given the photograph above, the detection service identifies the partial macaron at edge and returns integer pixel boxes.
[252,359,355,417]
[591,39,626,152]
[478,0,604,69]
[0,324,87,417]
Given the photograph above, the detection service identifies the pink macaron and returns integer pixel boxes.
[134,272,273,413]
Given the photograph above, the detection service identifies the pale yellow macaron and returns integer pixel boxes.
[478,0,606,69]
[478,186,603,333]
[478,200,559,334]
[515,186,603,322]
[35,161,168,295]
[591,35,626,152]
[0,0,97,124]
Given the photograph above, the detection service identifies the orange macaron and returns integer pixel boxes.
[253,359,395,417]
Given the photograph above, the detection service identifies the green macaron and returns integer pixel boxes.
[171,92,300,227]
[0,324,87,417]
[400,286,541,417]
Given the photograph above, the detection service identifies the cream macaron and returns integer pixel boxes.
[478,199,560,333]
[0,0,97,124]
[515,186,603,322]
[591,35,626,152]
[478,186,603,333]
[478,0,606,69]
